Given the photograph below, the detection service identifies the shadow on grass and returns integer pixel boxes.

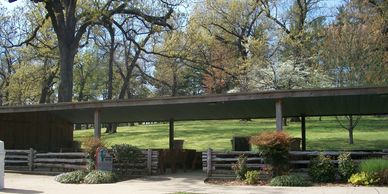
[1,188,43,194]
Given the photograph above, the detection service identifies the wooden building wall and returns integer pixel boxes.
[0,111,73,152]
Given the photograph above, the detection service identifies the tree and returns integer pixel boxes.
[192,0,268,92]
[336,115,361,144]
[322,1,387,144]
[322,1,387,87]
[8,0,175,102]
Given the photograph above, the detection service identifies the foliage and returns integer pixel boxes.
[55,170,88,184]
[360,158,388,174]
[111,144,142,162]
[348,172,380,186]
[308,153,336,183]
[250,131,290,175]
[269,175,312,186]
[83,170,119,184]
[244,170,260,185]
[232,155,248,180]
[338,152,357,181]
[82,138,105,162]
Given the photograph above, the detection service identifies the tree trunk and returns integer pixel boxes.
[348,116,354,144]
[105,24,117,134]
[283,117,288,126]
[39,72,56,104]
[348,127,354,144]
[58,43,77,102]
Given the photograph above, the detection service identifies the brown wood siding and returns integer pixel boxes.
[0,112,73,152]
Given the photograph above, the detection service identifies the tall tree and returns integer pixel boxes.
[8,0,175,102]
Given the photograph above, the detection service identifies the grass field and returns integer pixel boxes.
[74,116,388,151]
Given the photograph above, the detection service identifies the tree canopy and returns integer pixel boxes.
[0,0,386,107]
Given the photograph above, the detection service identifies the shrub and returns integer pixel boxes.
[82,137,105,161]
[55,170,88,184]
[308,153,336,183]
[348,172,380,185]
[244,170,259,185]
[360,158,388,174]
[232,155,248,180]
[83,170,119,184]
[111,144,142,162]
[338,152,357,181]
[250,131,290,176]
[269,175,312,186]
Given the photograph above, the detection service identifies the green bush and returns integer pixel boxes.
[83,170,119,184]
[232,155,247,180]
[338,152,357,181]
[269,175,311,186]
[308,153,336,183]
[55,170,88,184]
[244,170,259,185]
[348,172,380,185]
[360,158,388,174]
[111,144,142,162]
[250,131,290,176]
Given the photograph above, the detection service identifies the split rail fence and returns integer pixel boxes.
[203,149,388,178]
[5,148,159,175]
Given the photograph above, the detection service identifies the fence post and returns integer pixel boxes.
[206,148,212,177]
[147,149,152,175]
[28,148,34,171]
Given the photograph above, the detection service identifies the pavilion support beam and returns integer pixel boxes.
[94,109,101,139]
[275,99,283,131]
[169,119,174,150]
[301,115,306,151]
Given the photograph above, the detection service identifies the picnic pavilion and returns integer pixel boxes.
[0,87,387,151]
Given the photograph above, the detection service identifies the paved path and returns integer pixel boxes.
[3,172,388,194]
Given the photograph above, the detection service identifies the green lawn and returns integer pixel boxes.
[74,116,388,151]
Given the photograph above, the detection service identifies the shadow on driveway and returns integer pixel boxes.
[1,188,43,194]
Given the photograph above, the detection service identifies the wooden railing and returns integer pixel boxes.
[203,149,388,178]
[4,148,159,175]
[113,149,159,175]
[5,149,36,171]
[288,150,388,171]
[202,149,267,179]
[34,152,88,170]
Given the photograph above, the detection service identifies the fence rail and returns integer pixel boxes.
[203,149,388,178]
[4,148,159,175]
[202,149,267,179]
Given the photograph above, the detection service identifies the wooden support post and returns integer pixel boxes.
[28,148,34,171]
[169,119,174,150]
[147,149,152,175]
[206,148,212,178]
[301,116,306,151]
[275,99,283,131]
[94,109,101,139]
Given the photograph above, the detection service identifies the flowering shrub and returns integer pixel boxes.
[250,131,290,175]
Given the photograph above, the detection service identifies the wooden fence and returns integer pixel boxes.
[34,152,88,170]
[5,148,159,175]
[203,149,388,178]
[5,149,36,171]
[289,150,388,171]
[113,149,159,175]
[202,149,267,179]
